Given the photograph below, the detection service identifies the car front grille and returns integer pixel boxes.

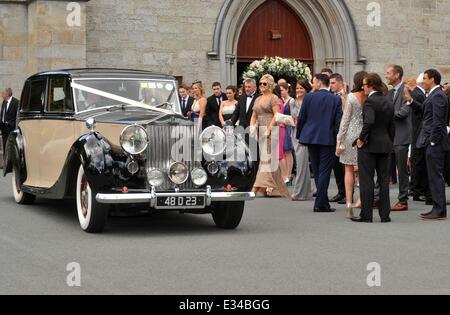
[146,124,201,190]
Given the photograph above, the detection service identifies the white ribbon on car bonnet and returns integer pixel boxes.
[71,82,176,115]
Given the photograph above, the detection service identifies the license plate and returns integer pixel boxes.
[156,195,206,209]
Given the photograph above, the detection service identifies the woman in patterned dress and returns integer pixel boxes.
[251,74,290,198]
[336,71,367,218]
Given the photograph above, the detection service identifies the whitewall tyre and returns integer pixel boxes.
[76,165,108,233]
[12,167,35,205]
[212,201,244,230]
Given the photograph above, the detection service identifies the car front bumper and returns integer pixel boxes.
[95,186,255,207]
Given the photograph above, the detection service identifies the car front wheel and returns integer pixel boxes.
[212,201,244,230]
[12,166,36,205]
[76,165,108,233]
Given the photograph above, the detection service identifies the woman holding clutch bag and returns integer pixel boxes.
[251,74,289,198]
[336,71,367,218]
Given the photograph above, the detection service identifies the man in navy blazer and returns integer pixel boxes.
[417,69,450,221]
[297,74,343,212]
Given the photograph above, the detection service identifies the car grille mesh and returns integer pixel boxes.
[146,125,200,190]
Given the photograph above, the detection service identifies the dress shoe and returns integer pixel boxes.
[338,199,347,205]
[391,203,408,211]
[313,192,317,198]
[413,196,427,202]
[422,214,447,221]
[329,194,345,203]
[381,218,392,223]
[420,211,433,218]
[314,208,336,213]
[351,217,373,223]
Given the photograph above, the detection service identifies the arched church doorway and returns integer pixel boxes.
[208,0,365,85]
[236,0,314,83]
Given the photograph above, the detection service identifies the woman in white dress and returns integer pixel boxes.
[219,86,238,127]
[190,82,207,130]
[336,71,367,218]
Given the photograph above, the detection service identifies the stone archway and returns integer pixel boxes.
[208,0,366,85]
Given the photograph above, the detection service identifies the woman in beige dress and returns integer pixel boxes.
[251,74,290,198]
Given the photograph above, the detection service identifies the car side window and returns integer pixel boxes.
[20,81,31,112]
[47,77,74,113]
[22,79,46,113]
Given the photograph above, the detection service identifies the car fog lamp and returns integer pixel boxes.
[169,162,189,185]
[207,162,220,175]
[191,168,208,186]
[127,160,140,175]
[148,169,165,187]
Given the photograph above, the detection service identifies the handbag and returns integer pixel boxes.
[275,113,295,127]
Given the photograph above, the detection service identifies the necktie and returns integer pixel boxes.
[246,95,253,112]
[217,97,221,106]
[392,89,396,102]
[182,99,186,111]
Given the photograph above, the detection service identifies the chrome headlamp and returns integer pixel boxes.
[148,169,165,187]
[169,162,189,185]
[120,125,148,155]
[200,126,226,157]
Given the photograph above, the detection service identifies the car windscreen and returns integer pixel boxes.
[72,79,180,114]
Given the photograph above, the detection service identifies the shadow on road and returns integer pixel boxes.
[3,197,240,236]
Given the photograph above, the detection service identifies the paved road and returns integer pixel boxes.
[1,173,449,295]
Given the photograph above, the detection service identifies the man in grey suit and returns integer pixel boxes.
[385,65,412,211]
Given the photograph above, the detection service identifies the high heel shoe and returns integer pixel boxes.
[346,204,355,219]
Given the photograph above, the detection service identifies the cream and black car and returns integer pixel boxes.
[3,69,257,233]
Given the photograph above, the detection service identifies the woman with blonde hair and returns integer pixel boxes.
[251,74,290,197]
[190,82,207,130]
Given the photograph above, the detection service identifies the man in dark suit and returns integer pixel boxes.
[1,88,19,157]
[353,73,395,223]
[417,69,449,221]
[297,74,343,213]
[385,65,412,212]
[231,78,259,129]
[329,73,347,204]
[178,84,194,118]
[404,75,431,204]
[205,82,227,128]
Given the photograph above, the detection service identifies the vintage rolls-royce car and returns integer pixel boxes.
[3,69,257,233]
